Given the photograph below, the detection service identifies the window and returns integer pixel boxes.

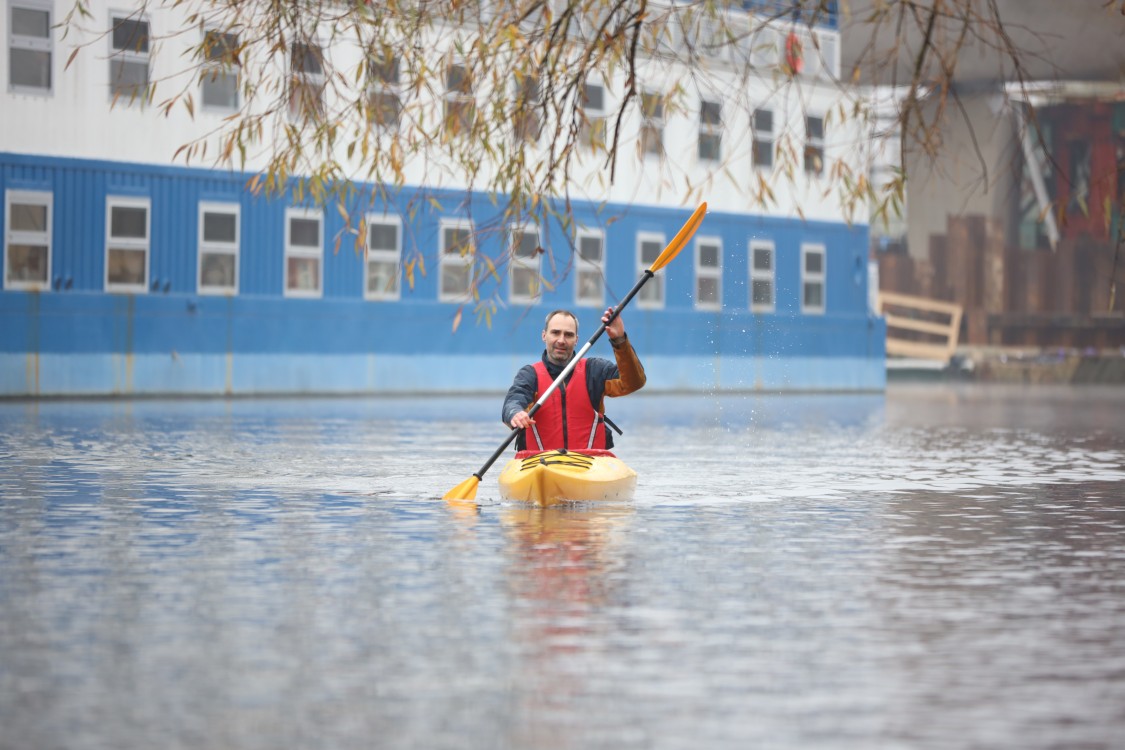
[575,230,604,306]
[801,243,826,314]
[365,215,401,300]
[198,203,238,294]
[4,190,51,290]
[750,240,774,312]
[695,237,721,310]
[513,72,541,143]
[509,225,541,303]
[366,46,400,130]
[636,233,665,309]
[699,99,722,162]
[109,13,150,103]
[9,0,52,93]
[105,197,149,292]
[805,115,825,175]
[443,61,475,136]
[285,208,322,297]
[579,81,605,150]
[439,220,475,301]
[289,42,325,119]
[640,91,663,158]
[752,108,774,170]
[200,29,239,110]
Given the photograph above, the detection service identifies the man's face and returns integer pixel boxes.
[542,313,578,365]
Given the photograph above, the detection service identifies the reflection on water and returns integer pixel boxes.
[1,385,1123,749]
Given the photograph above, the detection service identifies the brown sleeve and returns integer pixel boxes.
[604,337,646,398]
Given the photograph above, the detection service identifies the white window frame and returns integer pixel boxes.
[443,58,475,137]
[365,47,401,132]
[750,239,775,313]
[579,80,606,150]
[752,107,774,171]
[438,218,475,302]
[508,223,542,304]
[801,243,826,315]
[288,41,325,120]
[574,228,604,307]
[197,202,239,295]
[4,189,51,291]
[8,0,53,94]
[640,90,664,159]
[699,99,722,162]
[200,28,239,112]
[694,236,722,311]
[636,232,665,310]
[364,213,401,301]
[284,207,323,298]
[805,114,825,176]
[105,196,150,294]
[108,11,150,104]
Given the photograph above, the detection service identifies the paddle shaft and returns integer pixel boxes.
[468,269,655,482]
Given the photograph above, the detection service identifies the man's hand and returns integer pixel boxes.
[603,306,625,340]
[509,410,534,430]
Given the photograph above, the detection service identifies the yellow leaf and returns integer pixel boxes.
[452,308,462,333]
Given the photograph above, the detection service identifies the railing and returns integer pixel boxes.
[877,291,963,362]
[739,1,838,29]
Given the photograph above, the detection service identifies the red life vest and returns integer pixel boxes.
[525,359,607,451]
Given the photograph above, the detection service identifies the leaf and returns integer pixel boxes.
[452,307,462,333]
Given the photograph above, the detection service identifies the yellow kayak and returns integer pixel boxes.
[497,449,638,506]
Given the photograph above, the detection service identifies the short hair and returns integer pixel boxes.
[543,309,579,334]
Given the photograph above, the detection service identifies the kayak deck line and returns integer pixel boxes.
[499,449,638,507]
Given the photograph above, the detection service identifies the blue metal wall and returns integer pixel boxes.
[1,152,885,395]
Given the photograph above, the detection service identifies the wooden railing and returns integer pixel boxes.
[876,291,964,362]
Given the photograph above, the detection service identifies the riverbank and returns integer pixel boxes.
[888,347,1125,384]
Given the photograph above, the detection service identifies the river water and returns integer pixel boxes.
[1,384,1123,750]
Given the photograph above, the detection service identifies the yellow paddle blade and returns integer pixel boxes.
[443,475,480,501]
[649,202,708,273]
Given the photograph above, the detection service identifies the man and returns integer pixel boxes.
[502,307,646,452]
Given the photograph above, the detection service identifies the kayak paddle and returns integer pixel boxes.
[443,201,708,502]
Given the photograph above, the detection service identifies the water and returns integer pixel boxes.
[1,385,1123,750]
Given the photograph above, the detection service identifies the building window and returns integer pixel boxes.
[750,240,774,312]
[105,197,149,292]
[805,114,825,175]
[109,13,150,103]
[695,237,721,310]
[198,203,238,295]
[579,81,605,150]
[640,91,663,158]
[575,230,604,306]
[9,0,52,93]
[439,219,475,301]
[443,60,475,136]
[365,215,401,300]
[699,99,722,162]
[366,46,400,131]
[200,29,239,110]
[637,232,665,309]
[752,108,774,170]
[4,190,51,290]
[289,42,325,119]
[513,72,541,143]
[801,243,826,314]
[509,225,541,303]
[285,208,322,297]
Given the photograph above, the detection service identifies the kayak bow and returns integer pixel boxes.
[498,449,637,506]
